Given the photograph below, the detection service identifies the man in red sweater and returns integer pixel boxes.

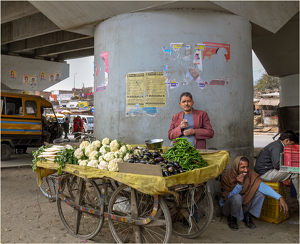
[168,92,214,149]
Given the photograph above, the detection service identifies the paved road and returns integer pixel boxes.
[254,133,274,148]
[1,134,275,168]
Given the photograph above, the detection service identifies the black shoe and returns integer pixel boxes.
[228,215,238,231]
[243,212,256,229]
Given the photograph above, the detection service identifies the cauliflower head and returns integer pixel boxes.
[123,153,131,162]
[89,150,99,160]
[85,144,97,157]
[120,145,127,154]
[78,159,88,166]
[126,144,133,151]
[107,158,123,172]
[104,152,115,162]
[80,141,90,149]
[91,140,101,149]
[114,150,123,158]
[74,148,84,159]
[102,137,110,145]
[87,160,99,168]
[98,161,109,170]
[98,156,105,162]
[110,139,119,152]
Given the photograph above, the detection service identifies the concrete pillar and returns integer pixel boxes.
[279,74,299,107]
[94,9,253,168]
[278,74,299,133]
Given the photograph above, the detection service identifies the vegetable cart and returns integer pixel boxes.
[35,149,230,243]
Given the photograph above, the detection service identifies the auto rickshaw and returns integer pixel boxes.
[1,92,62,160]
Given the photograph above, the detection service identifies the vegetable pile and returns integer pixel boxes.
[32,138,133,174]
[32,137,208,177]
[162,138,208,171]
[126,148,184,177]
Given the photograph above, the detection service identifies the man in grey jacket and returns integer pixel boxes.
[254,130,299,201]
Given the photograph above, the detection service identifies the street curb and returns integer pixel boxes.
[1,164,32,169]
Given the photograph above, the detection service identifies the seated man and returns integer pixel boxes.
[254,129,299,201]
[220,156,288,231]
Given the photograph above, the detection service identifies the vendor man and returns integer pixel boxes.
[168,92,214,149]
[220,156,288,231]
[254,129,299,201]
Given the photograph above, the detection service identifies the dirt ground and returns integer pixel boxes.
[1,166,299,243]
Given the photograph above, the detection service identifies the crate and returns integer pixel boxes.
[260,182,289,224]
[284,145,299,167]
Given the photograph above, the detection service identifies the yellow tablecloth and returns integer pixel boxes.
[36,150,230,196]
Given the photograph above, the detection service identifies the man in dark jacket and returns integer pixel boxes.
[254,129,299,201]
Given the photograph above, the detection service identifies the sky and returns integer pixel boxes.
[44,50,265,91]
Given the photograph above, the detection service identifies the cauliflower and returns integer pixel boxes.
[85,144,97,157]
[120,145,127,154]
[98,161,109,170]
[102,137,110,145]
[99,146,107,155]
[123,153,131,162]
[74,148,84,159]
[114,150,123,158]
[78,159,88,166]
[126,144,133,151]
[89,150,99,160]
[108,158,124,172]
[98,156,105,162]
[110,139,119,152]
[104,152,115,162]
[91,140,101,149]
[80,141,90,149]
[87,160,99,168]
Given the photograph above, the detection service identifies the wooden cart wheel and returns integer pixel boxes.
[108,184,172,243]
[35,173,57,201]
[57,175,104,239]
[166,183,213,239]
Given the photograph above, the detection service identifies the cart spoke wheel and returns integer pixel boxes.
[108,184,172,243]
[35,172,57,201]
[57,175,104,239]
[167,183,213,239]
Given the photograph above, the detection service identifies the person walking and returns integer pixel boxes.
[63,117,69,139]
[73,116,83,141]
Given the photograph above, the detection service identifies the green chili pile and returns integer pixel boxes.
[162,138,207,171]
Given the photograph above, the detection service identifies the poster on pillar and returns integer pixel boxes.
[145,72,166,107]
[126,73,145,108]
[41,72,46,81]
[126,72,166,117]
[23,75,29,85]
[55,72,61,82]
[10,70,16,79]
[49,73,55,82]
[96,51,109,92]
[30,75,37,86]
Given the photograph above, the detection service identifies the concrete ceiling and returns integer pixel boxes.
[1,1,299,77]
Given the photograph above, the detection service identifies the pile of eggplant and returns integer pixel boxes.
[126,148,184,177]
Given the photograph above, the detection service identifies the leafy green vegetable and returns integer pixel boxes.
[54,148,78,175]
[163,138,207,171]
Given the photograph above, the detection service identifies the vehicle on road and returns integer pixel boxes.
[1,92,62,160]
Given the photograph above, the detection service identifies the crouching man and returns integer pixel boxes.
[220,156,288,231]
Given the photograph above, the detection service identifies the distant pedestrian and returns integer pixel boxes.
[63,117,69,139]
[73,116,83,141]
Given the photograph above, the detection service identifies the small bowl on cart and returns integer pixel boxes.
[145,139,164,151]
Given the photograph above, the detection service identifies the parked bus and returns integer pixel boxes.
[1,92,62,160]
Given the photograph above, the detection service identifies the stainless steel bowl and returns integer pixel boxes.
[145,139,164,150]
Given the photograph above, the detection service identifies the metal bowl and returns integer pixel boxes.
[145,139,164,150]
